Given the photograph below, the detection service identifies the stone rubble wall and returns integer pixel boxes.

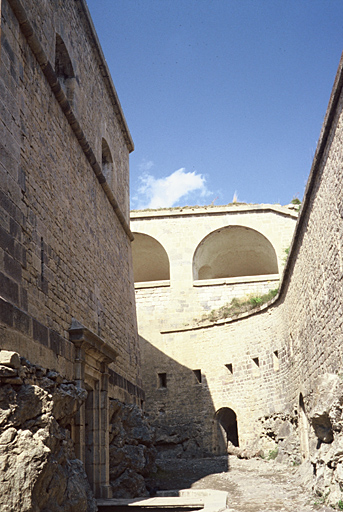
[303,374,343,507]
[0,350,97,512]
[109,399,156,498]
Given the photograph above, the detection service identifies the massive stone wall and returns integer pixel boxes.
[0,0,140,399]
[282,54,343,403]
[0,0,142,500]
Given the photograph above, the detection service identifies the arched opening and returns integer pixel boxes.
[132,233,170,282]
[193,226,278,280]
[213,407,239,454]
[55,34,75,105]
[102,138,114,184]
[299,393,310,461]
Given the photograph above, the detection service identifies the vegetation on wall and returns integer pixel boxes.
[195,288,279,325]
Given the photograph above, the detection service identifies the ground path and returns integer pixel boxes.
[190,458,334,512]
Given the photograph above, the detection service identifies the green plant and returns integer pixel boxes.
[314,490,330,506]
[283,246,290,264]
[267,448,278,460]
[338,500,343,510]
[249,296,264,307]
[196,288,279,325]
[291,197,301,205]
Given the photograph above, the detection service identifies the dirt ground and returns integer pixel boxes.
[190,457,335,512]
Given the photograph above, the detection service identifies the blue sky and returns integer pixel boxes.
[86,0,343,209]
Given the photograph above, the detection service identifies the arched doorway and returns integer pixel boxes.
[213,407,239,454]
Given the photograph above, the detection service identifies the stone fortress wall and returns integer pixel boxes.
[132,53,343,504]
[0,0,143,502]
[131,205,298,454]
[2,0,343,505]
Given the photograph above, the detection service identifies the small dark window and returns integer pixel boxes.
[273,351,279,371]
[193,369,202,383]
[225,363,233,374]
[158,373,167,388]
[253,357,259,367]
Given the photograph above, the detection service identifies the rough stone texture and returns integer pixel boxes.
[300,374,343,507]
[109,399,156,498]
[0,354,97,512]
[0,349,20,368]
[256,413,301,465]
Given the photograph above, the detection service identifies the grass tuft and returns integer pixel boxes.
[196,288,279,324]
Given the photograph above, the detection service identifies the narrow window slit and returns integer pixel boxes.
[158,372,167,389]
[193,369,202,383]
[273,350,280,371]
[225,363,233,374]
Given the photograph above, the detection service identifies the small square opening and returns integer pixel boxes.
[158,372,167,388]
[273,350,280,371]
[193,369,202,383]
[225,363,233,374]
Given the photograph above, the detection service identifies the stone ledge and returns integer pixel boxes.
[135,280,170,289]
[193,274,280,287]
[96,496,204,510]
[130,203,299,220]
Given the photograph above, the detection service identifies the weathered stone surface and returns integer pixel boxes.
[256,413,301,465]
[301,374,343,507]
[0,365,18,377]
[0,357,97,512]
[307,374,343,444]
[0,350,20,369]
[109,399,156,498]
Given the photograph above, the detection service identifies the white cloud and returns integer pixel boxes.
[134,168,211,209]
[139,159,154,172]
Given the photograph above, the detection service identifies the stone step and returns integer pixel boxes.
[97,489,229,512]
[96,496,204,512]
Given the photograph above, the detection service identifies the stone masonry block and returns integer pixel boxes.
[0,297,14,327]
[0,350,20,369]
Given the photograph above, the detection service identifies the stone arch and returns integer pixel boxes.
[101,138,114,184]
[193,225,279,280]
[132,233,170,282]
[213,407,239,454]
[55,34,75,105]
[299,393,310,461]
